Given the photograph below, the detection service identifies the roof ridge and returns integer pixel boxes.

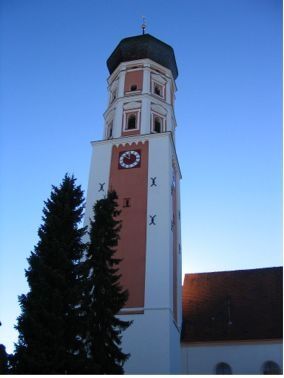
[184,266,283,277]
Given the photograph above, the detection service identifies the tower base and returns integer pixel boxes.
[120,309,181,374]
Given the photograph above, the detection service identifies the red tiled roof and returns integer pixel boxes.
[181,267,283,343]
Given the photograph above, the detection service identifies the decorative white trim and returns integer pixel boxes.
[151,73,167,85]
[123,109,141,132]
[104,108,115,123]
[151,103,167,116]
[105,120,113,140]
[107,58,175,87]
[125,89,141,96]
[109,78,119,104]
[117,69,126,98]
[151,79,166,100]
[151,112,166,133]
[123,101,141,110]
[125,64,143,72]
[110,78,119,90]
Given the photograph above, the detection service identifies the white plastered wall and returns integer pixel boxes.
[121,309,184,374]
[170,140,183,329]
[85,134,182,374]
[181,341,283,375]
[84,141,112,228]
[128,132,181,374]
[145,135,172,309]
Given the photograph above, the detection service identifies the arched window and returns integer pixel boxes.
[127,114,136,130]
[262,361,281,375]
[154,117,162,133]
[215,362,232,375]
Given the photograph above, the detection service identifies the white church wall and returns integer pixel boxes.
[145,135,172,308]
[120,309,179,374]
[84,133,182,374]
[169,137,182,329]
[112,102,123,139]
[140,96,151,135]
[174,163,182,329]
[84,141,112,227]
[170,320,181,374]
[181,340,283,375]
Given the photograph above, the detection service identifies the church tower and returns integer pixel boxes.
[84,33,182,374]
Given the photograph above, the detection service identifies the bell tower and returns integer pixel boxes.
[84,33,182,374]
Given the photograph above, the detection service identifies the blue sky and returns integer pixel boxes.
[0,0,282,353]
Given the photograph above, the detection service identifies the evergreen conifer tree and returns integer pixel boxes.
[12,175,87,374]
[82,190,132,374]
[0,344,9,374]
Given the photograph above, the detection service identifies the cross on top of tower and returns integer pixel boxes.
[141,16,146,34]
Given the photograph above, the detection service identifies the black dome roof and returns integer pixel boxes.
[107,34,178,79]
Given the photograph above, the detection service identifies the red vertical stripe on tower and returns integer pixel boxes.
[109,141,149,309]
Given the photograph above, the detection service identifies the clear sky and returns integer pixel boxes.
[0,0,282,353]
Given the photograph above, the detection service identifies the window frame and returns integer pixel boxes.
[106,121,113,139]
[151,112,165,134]
[123,109,141,132]
[151,80,165,99]
[124,66,143,95]
[109,77,119,104]
[110,89,117,103]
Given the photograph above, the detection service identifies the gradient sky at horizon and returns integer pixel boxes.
[0,0,282,353]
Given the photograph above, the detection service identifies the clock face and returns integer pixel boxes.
[119,150,141,169]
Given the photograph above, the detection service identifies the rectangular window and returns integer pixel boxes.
[123,110,140,132]
[151,113,165,133]
[151,81,165,99]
